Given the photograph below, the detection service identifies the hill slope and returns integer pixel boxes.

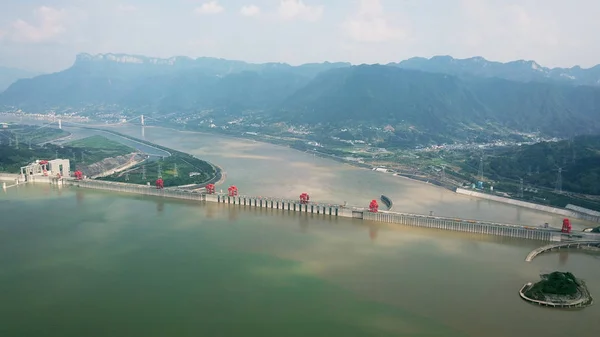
[2,55,600,144]
[0,66,41,93]
[0,53,350,111]
[475,135,600,195]
[276,65,600,137]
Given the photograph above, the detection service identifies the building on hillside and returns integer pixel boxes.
[20,159,71,181]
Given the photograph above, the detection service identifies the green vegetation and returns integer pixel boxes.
[524,272,581,301]
[100,155,217,187]
[0,126,71,172]
[4,57,600,142]
[464,135,600,195]
[92,129,219,187]
[67,135,134,164]
[0,128,137,173]
[276,65,600,139]
[0,124,69,145]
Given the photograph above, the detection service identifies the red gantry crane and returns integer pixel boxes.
[300,192,310,204]
[155,178,164,189]
[228,185,238,197]
[369,200,379,213]
[206,183,216,194]
[39,160,49,176]
[561,218,572,234]
[74,170,83,180]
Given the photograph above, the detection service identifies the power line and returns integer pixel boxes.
[518,178,524,198]
[477,154,484,181]
[555,167,563,193]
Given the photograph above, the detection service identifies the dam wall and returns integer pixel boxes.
[456,188,600,223]
[60,178,572,242]
[362,211,560,242]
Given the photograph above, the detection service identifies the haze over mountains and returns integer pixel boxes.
[1,53,599,141]
[391,56,600,87]
[0,66,41,93]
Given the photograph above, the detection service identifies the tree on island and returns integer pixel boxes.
[524,272,580,301]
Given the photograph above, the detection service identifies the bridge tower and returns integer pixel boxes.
[141,115,145,126]
[58,119,62,130]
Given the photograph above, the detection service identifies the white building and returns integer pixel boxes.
[20,159,71,181]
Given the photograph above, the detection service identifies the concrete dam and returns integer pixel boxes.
[63,178,594,243]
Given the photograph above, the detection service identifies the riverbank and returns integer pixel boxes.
[519,272,593,309]
[77,128,223,188]
[457,188,600,223]
[146,126,598,221]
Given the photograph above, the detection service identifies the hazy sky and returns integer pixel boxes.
[1,0,599,72]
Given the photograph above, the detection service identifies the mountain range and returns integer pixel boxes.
[1,53,599,142]
[392,56,600,87]
[0,66,41,93]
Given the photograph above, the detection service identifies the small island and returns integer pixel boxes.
[520,272,593,309]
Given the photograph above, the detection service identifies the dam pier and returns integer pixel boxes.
[64,178,600,243]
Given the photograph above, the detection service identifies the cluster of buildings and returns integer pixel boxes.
[19,159,71,182]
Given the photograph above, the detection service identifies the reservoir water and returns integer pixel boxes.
[1,123,599,336]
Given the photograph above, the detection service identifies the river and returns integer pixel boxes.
[0,122,599,337]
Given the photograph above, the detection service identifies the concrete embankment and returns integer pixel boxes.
[519,282,593,309]
[456,188,600,223]
[54,178,570,242]
[0,174,19,182]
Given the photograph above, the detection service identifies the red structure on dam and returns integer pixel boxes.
[228,185,239,197]
[206,183,215,194]
[155,178,164,189]
[561,218,572,233]
[300,193,310,204]
[369,200,379,213]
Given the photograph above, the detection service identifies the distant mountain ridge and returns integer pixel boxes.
[1,53,600,145]
[276,64,600,138]
[0,66,41,93]
[74,53,352,78]
[391,55,600,87]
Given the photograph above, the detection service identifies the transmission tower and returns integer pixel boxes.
[555,167,563,193]
[81,152,85,163]
[142,165,146,180]
[157,163,162,178]
[15,134,19,149]
[28,139,32,150]
[518,178,524,198]
[55,150,58,159]
[125,173,130,181]
[477,154,484,181]
[173,163,178,178]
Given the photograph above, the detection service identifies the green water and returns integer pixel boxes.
[1,185,599,337]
